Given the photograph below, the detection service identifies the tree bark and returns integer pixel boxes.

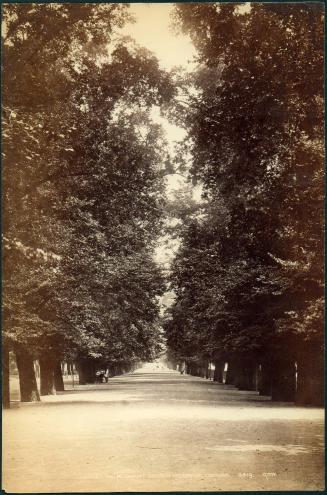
[235,360,257,391]
[296,356,324,406]
[258,362,272,396]
[39,355,56,395]
[54,360,65,391]
[77,358,96,384]
[271,358,296,402]
[225,360,236,385]
[2,344,10,408]
[253,364,260,392]
[77,360,86,384]
[233,361,245,389]
[213,361,224,383]
[190,364,197,376]
[15,346,40,402]
[67,362,72,375]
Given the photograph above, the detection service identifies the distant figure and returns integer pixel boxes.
[180,363,186,374]
[95,370,105,383]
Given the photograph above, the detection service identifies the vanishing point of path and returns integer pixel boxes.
[3,367,324,492]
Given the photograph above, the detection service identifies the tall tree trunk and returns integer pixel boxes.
[15,346,40,402]
[213,361,223,383]
[233,362,245,389]
[296,355,324,406]
[77,360,86,384]
[225,360,236,385]
[271,358,296,402]
[253,364,260,392]
[54,360,65,391]
[77,358,96,384]
[2,344,10,408]
[258,362,272,396]
[190,364,197,376]
[235,360,257,391]
[39,355,56,395]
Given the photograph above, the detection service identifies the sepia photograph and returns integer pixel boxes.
[2,2,325,492]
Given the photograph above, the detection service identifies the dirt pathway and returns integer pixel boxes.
[3,368,324,492]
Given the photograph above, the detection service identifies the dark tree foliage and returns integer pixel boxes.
[3,4,172,400]
[165,3,324,404]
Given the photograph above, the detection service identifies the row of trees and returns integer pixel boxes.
[165,3,324,405]
[3,4,172,405]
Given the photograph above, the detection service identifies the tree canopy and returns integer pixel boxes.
[165,3,324,403]
[3,4,172,374]
[2,3,324,406]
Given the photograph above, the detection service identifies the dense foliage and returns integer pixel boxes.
[2,4,323,407]
[165,3,324,404]
[3,4,171,398]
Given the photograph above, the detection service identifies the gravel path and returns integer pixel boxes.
[3,367,324,492]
